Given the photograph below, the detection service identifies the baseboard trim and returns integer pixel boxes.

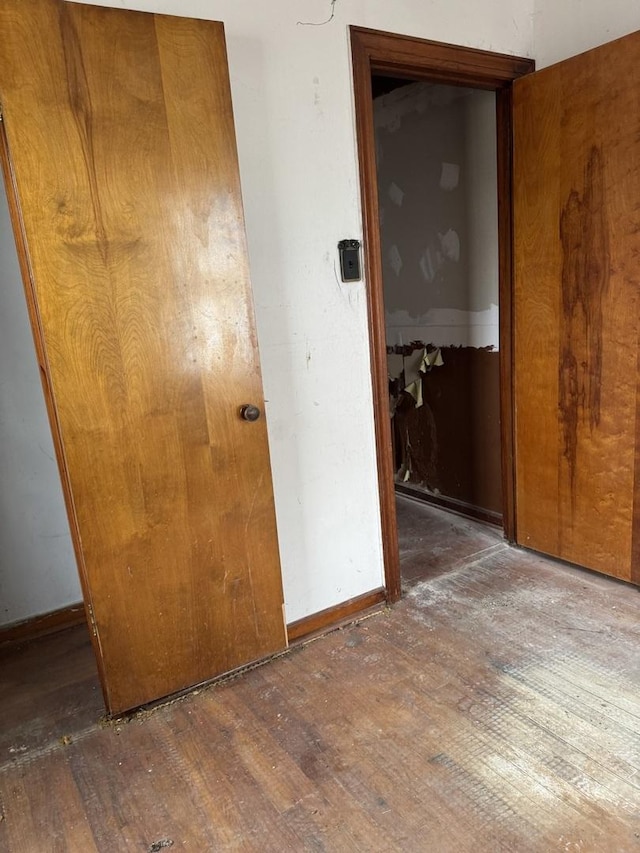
[0,589,389,652]
[287,588,387,642]
[0,602,86,646]
[395,484,503,528]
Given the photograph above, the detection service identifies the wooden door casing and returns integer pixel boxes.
[350,27,534,599]
[0,0,286,713]
[513,31,640,583]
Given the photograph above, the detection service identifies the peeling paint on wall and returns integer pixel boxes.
[439,228,460,262]
[389,244,403,277]
[391,345,502,514]
[440,162,460,191]
[386,305,499,350]
[388,182,405,207]
[419,247,435,283]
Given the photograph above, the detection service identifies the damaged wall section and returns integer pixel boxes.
[374,81,502,517]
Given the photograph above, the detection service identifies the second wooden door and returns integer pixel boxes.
[513,30,640,585]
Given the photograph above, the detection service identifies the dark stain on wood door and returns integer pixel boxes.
[514,30,640,583]
[558,145,610,502]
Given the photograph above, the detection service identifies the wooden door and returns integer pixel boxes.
[513,31,640,585]
[0,0,287,713]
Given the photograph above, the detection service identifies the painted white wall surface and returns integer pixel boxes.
[533,0,640,68]
[12,0,531,625]
[0,185,80,627]
[375,84,499,351]
[465,90,499,319]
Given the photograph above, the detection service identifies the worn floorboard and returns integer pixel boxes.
[0,496,639,851]
[0,621,102,759]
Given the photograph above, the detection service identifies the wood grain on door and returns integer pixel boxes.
[0,0,287,713]
[513,30,640,583]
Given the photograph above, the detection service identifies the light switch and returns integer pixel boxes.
[338,239,361,282]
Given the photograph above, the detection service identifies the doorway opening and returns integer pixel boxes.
[350,27,535,598]
[373,78,502,530]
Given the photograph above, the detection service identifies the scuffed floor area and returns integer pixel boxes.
[1,497,639,851]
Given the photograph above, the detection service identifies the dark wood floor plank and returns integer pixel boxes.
[397,494,506,587]
[273,631,568,851]
[0,624,102,760]
[150,709,262,850]
[0,499,639,851]
[286,624,600,849]
[0,755,99,853]
[230,666,459,850]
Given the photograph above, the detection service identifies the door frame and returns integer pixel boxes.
[350,27,535,601]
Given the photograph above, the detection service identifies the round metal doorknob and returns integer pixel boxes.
[240,404,261,422]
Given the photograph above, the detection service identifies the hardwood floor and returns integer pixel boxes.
[397,493,505,586]
[0,622,103,761]
[1,496,639,851]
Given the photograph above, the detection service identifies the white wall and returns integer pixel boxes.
[465,90,499,317]
[10,0,529,625]
[375,84,499,350]
[533,0,640,67]
[0,184,81,627]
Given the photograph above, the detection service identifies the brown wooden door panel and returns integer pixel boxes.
[0,0,286,713]
[513,31,640,583]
